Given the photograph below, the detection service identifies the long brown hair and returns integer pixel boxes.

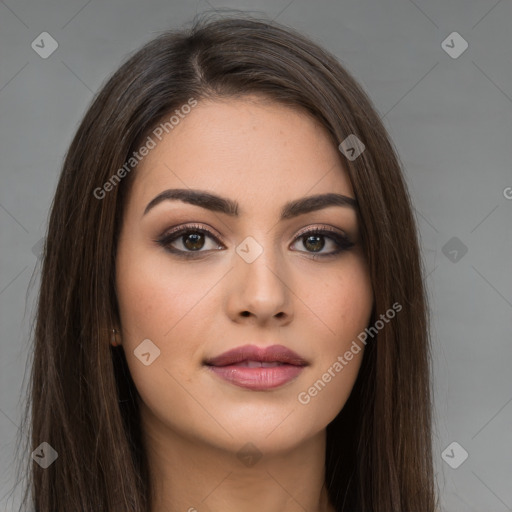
[17,12,437,511]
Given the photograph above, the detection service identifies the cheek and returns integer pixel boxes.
[115,244,210,424]
[293,257,373,421]
[116,244,211,342]
[303,255,374,345]
[115,242,225,394]
[297,351,364,418]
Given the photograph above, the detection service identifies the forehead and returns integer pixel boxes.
[129,96,354,210]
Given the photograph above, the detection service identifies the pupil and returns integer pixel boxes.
[184,232,204,251]
[304,234,324,252]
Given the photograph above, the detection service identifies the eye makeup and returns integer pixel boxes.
[154,222,355,260]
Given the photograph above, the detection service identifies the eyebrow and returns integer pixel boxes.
[143,188,358,220]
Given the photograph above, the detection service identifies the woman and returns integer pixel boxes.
[20,13,438,512]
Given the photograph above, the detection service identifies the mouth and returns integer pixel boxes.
[204,344,308,391]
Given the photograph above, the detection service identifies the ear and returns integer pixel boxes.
[110,327,122,347]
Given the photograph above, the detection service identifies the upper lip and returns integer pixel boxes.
[204,344,309,367]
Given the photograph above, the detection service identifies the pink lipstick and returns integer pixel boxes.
[204,344,308,391]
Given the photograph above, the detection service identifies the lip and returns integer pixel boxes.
[204,344,308,391]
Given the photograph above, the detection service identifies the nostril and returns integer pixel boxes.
[241,311,250,317]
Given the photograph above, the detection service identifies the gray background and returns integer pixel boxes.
[1,0,511,510]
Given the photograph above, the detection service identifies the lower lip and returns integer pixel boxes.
[206,364,305,390]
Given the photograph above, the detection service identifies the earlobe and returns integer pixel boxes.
[110,327,122,347]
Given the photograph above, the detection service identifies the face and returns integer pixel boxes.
[115,95,374,455]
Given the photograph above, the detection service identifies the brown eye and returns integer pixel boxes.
[182,232,206,251]
[290,227,354,259]
[302,234,325,252]
[156,224,225,257]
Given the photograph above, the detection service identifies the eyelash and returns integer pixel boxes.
[155,223,355,260]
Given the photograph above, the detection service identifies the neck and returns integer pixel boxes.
[141,405,336,512]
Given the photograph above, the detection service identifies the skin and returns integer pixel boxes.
[115,95,374,512]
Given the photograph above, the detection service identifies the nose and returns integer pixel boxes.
[226,241,293,326]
